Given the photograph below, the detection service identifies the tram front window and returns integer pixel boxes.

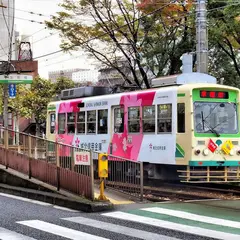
[194,102,238,134]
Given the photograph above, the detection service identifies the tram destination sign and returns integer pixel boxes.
[0,74,33,84]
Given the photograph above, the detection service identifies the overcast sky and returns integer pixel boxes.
[15,0,94,78]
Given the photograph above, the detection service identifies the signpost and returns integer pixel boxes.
[74,151,91,165]
[0,74,33,84]
[8,84,16,98]
[0,74,33,128]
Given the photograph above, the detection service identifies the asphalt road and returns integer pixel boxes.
[0,193,220,240]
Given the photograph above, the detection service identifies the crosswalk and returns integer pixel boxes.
[1,205,240,240]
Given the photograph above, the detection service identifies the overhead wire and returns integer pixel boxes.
[32,2,173,61]
[0,14,46,24]
[0,27,55,59]
[8,6,51,18]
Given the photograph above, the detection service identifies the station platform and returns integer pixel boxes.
[94,187,135,205]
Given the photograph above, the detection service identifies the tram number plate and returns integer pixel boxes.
[74,151,90,165]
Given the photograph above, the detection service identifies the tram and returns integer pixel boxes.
[46,73,240,182]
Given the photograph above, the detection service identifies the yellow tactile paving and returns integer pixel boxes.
[94,193,134,205]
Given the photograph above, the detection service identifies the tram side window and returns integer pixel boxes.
[114,107,124,133]
[143,106,155,133]
[67,113,75,134]
[158,104,172,133]
[50,113,55,134]
[98,109,108,134]
[177,103,185,133]
[128,107,140,133]
[87,110,96,134]
[58,113,66,134]
[77,112,85,134]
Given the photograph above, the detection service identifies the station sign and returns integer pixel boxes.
[0,74,33,84]
[74,151,90,165]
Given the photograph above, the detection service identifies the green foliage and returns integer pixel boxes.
[46,0,151,88]
[45,0,240,87]
[21,77,54,124]
[208,0,240,85]
[52,76,75,96]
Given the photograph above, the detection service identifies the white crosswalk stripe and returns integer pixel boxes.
[0,227,36,240]
[17,220,109,240]
[63,216,179,240]
[142,207,240,229]
[103,211,240,240]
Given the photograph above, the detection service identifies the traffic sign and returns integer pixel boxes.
[0,74,33,84]
[8,84,16,98]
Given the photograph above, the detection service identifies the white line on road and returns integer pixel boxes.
[142,207,240,229]
[0,193,52,206]
[53,205,79,212]
[17,220,109,240]
[63,216,179,240]
[103,211,240,240]
[0,227,36,240]
[0,193,78,212]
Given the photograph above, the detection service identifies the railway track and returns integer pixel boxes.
[104,180,240,202]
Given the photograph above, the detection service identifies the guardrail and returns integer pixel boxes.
[0,127,144,201]
[0,128,94,200]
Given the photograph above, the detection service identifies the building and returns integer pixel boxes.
[98,67,125,86]
[48,68,85,82]
[72,69,99,84]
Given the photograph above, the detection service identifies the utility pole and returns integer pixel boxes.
[196,0,208,73]
[0,0,15,129]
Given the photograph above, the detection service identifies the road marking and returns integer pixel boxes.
[53,205,79,212]
[63,216,179,240]
[0,193,52,206]
[142,207,240,229]
[0,227,36,240]
[103,211,240,240]
[17,220,109,240]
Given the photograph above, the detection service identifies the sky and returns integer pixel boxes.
[15,0,95,78]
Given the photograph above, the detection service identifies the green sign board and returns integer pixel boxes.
[0,74,33,84]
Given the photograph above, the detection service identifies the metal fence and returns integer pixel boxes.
[0,127,144,201]
[0,128,94,200]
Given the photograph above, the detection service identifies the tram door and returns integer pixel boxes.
[110,106,124,154]
[46,111,56,160]
[47,111,56,141]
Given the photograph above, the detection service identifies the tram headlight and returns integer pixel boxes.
[229,149,234,156]
[195,149,201,155]
[203,149,209,156]
[237,150,240,155]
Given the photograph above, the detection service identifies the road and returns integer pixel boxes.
[0,192,238,240]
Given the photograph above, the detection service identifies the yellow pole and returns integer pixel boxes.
[98,178,108,201]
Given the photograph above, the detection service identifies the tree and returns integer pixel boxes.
[46,0,152,88]
[138,0,195,75]
[22,77,54,136]
[208,1,240,80]
[52,76,75,96]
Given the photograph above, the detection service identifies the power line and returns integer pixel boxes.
[207,2,240,12]
[0,13,46,24]
[0,27,54,59]
[9,6,51,17]
[40,54,84,68]
[33,3,172,61]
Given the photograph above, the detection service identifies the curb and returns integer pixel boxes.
[0,183,114,212]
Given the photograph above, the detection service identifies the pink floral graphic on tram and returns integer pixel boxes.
[56,100,82,155]
[58,100,81,113]
[110,91,156,160]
